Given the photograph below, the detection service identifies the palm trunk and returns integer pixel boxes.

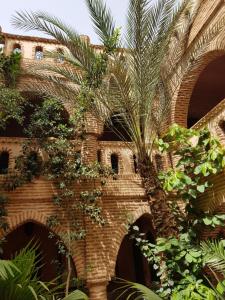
[138,157,177,237]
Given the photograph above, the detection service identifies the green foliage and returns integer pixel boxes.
[171,277,215,300]
[0,84,25,129]
[201,240,225,275]
[157,124,225,204]
[5,97,111,293]
[115,278,162,300]
[0,49,21,87]
[0,244,89,300]
[128,125,225,298]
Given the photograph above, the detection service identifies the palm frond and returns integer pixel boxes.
[12,11,97,72]
[114,278,162,300]
[0,260,19,280]
[85,0,116,47]
[201,240,225,275]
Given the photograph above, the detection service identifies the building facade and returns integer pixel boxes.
[1,1,225,299]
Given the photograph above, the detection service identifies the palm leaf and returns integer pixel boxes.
[201,240,225,275]
[62,290,88,300]
[114,278,162,300]
[85,0,116,48]
[0,260,19,280]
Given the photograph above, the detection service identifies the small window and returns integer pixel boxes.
[56,48,64,63]
[219,120,225,133]
[133,154,138,174]
[97,150,101,164]
[75,151,81,170]
[0,151,9,174]
[155,154,163,172]
[13,43,21,54]
[35,46,43,60]
[111,153,119,174]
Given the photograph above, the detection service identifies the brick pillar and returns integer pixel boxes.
[87,281,108,300]
[82,133,98,163]
[82,113,102,164]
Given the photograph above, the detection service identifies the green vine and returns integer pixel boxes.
[131,124,225,298]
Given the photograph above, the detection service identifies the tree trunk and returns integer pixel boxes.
[138,157,177,237]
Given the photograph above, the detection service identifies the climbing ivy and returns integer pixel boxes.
[0,48,24,236]
[131,124,225,298]
[5,97,113,293]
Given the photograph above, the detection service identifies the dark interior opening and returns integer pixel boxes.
[133,154,138,174]
[0,151,9,174]
[107,214,156,299]
[219,120,225,133]
[0,93,70,138]
[97,150,101,163]
[1,222,77,284]
[99,115,131,141]
[111,153,119,174]
[188,55,225,128]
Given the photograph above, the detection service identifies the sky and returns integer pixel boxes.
[0,0,129,44]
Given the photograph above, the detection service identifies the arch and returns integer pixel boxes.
[219,120,225,134]
[12,43,21,54]
[173,49,225,127]
[99,114,131,142]
[97,149,102,164]
[133,154,138,174]
[108,211,155,298]
[0,93,71,138]
[0,150,9,174]
[56,48,64,63]
[1,220,77,283]
[35,46,44,60]
[109,206,153,279]
[3,210,85,278]
[111,153,119,174]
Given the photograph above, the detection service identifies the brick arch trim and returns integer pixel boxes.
[108,205,152,278]
[2,210,84,275]
[172,49,225,127]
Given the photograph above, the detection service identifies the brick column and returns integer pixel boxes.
[82,113,102,164]
[82,133,98,163]
[87,280,108,300]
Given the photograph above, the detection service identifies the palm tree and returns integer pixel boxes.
[0,244,88,300]
[11,0,225,236]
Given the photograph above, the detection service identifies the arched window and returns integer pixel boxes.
[99,114,131,141]
[56,48,64,63]
[111,153,119,174]
[133,154,138,174]
[97,150,101,164]
[188,55,225,127]
[219,120,225,133]
[35,46,44,60]
[0,151,9,174]
[13,43,21,54]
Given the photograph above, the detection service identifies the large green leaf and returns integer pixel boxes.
[62,290,89,300]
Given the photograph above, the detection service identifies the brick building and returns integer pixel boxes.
[1,1,225,299]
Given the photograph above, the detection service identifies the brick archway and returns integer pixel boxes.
[109,207,153,278]
[2,210,85,277]
[172,49,225,127]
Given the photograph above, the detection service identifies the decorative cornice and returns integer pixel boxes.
[2,32,104,50]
